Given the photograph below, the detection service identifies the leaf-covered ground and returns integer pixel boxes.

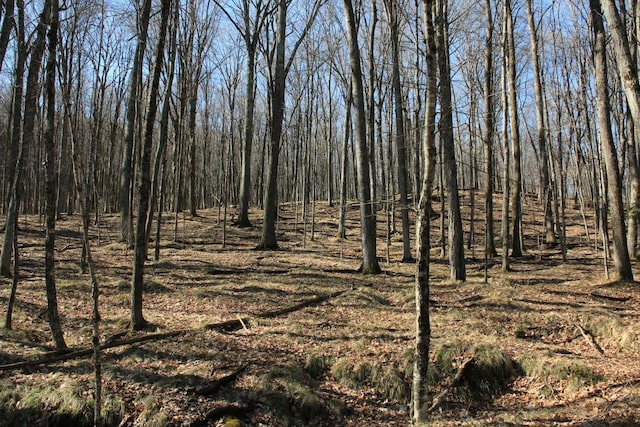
[1,193,639,426]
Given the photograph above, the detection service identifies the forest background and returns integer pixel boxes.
[0,0,639,426]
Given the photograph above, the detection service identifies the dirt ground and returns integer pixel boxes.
[1,192,639,426]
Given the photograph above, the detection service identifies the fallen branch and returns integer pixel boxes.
[258,289,347,318]
[428,356,475,413]
[0,329,186,371]
[590,291,631,303]
[0,288,353,372]
[194,365,246,396]
[575,323,605,357]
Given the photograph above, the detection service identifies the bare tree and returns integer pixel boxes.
[435,0,465,281]
[215,0,273,228]
[120,0,153,245]
[600,0,640,260]
[590,0,633,281]
[482,0,497,260]
[526,0,555,246]
[383,0,413,262]
[505,0,523,258]
[43,0,66,351]
[413,0,437,422]
[0,0,26,278]
[341,0,381,274]
[257,0,324,249]
[131,0,172,330]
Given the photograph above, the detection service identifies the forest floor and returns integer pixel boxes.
[1,192,640,426]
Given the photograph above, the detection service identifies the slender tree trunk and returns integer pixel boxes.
[505,0,523,258]
[384,0,413,262]
[342,0,381,274]
[257,0,287,250]
[413,1,437,422]
[338,84,352,240]
[44,0,66,351]
[483,20,493,274]
[0,0,25,278]
[121,0,152,244]
[526,0,555,246]
[0,0,15,76]
[131,0,171,330]
[435,0,465,281]
[501,2,511,272]
[590,0,634,281]
[147,0,178,243]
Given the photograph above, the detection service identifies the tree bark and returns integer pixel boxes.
[384,0,413,262]
[131,0,171,330]
[257,0,287,250]
[342,0,381,274]
[526,0,555,246]
[44,0,66,351]
[435,0,465,281]
[590,0,634,281]
[413,1,437,422]
[505,0,523,258]
[0,0,25,278]
[120,0,152,245]
[482,0,497,261]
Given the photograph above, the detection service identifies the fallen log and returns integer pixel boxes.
[0,287,353,372]
[590,291,631,302]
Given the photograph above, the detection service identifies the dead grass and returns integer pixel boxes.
[0,193,639,426]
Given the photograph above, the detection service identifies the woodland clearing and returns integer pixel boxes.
[1,192,639,426]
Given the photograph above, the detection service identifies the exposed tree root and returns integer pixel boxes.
[194,365,246,396]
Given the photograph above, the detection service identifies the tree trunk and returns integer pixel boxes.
[526,0,555,246]
[131,0,171,330]
[590,0,633,281]
[505,0,523,258]
[435,0,465,281]
[0,0,15,76]
[44,0,66,351]
[257,0,287,250]
[413,1,437,422]
[120,0,152,245]
[338,83,352,240]
[342,0,381,274]
[0,0,25,278]
[501,2,511,272]
[384,0,413,262]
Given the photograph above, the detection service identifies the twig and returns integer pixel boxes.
[575,323,605,357]
[236,315,248,331]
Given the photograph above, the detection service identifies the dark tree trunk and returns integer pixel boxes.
[505,0,523,258]
[44,0,66,351]
[435,0,465,281]
[131,0,171,330]
[121,0,152,245]
[257,0,287,250]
